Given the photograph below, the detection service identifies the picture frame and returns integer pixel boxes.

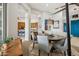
[53,20,59,29]
[45,19,54,30]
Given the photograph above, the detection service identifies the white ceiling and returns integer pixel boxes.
[28,3,79,15]
[28,3,65,14]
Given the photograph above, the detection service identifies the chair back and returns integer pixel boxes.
[54,38,67,50]
[63,38,68,55]
[37,35,49,53]
[63,38,68,50]
[59,38,68,51]
[31,32,35,40]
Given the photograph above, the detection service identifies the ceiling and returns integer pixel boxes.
[27,3,79,15]
[28,3,65,14]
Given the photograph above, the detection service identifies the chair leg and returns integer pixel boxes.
[19,54,23,56]
[38,50,40,56]
[64,51,66,56]
[48,53,49,56]
[64,51,68,56]
[33,43,34,48]
[50,52,52,56]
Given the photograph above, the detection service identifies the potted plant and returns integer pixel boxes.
[2,36,13,50]
[0,37,13,56]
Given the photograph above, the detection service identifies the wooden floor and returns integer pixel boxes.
[22,37,79,56]
[22,41,64,56]
[29,44,63,56]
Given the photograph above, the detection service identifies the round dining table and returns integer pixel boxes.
[48,35,66,52]
[48,35,66,41]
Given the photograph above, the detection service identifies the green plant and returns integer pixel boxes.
[4,36,13,44]
[0,36,13,51]
[0,41,3,51]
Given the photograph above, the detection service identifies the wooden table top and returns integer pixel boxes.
[38,34,66,41]
[48,35,66,41]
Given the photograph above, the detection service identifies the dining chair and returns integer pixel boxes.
[31,32,38,48]
[37,35,53,56]
[54,38,68,56]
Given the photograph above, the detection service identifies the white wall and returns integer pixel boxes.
[7,3,31,41]
[7,4,18,38]
[31,9,42,23]
[52,11,63,34]
[30,9,64,35]
[63,5,79,23]
[7,3,65,39]
[30,11,53,33]
[41,12,52,31]
[38,11,63,34]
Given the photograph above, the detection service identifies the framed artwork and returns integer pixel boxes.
[18,22,25,30]
[45,19,54,30]
[53,20,59,29]
[17,16,25,37]
[31,23,38,29]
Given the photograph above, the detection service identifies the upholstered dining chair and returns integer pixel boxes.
[37,35,53,56]
[54,38,68,56]
[31,32,38,48]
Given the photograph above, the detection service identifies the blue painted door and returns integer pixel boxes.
[64,20,79,37]
[71,20,79,37]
